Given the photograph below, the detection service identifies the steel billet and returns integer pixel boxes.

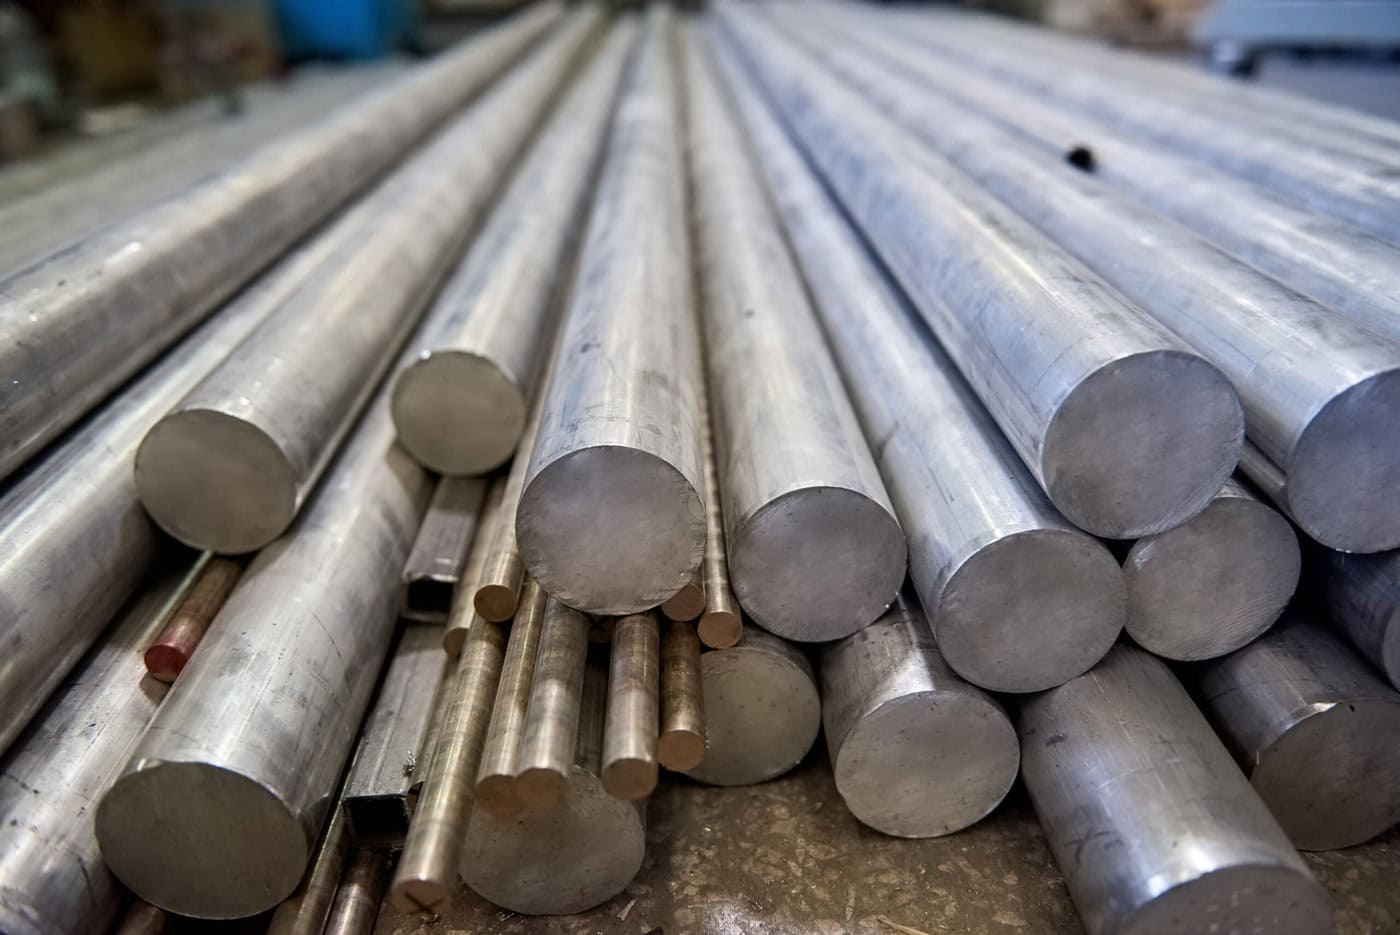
[144,554,244,682]
[1317,547,1400,691]
[711,30,1124,692]
[515,597,591,808]
[401,476,489,624]
[517,4,708,613]
[601,612,660,799]
[658,621,705,772]
[445,476,509,656]
[476,577,549,816]
[323,850,391,935]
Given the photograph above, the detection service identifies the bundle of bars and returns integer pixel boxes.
[2,1,1400,934]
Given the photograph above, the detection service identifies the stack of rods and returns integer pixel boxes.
[2,2,1400,934]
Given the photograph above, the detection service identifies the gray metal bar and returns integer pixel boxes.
[443,476,509,656]
[601,612,659,800]
[1317,547,1400,691]
[400,476,488,624]
[265,794,350,935]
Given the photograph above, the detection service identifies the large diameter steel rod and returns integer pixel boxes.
[443,476,509,656]
[1019,643,1332,935]
[392,20,637,477]
[400,476,488,624]
[657,621,705,772]
[711,34,1123,692]
[820,589,1019,838]
[683,26,905,641]
[0,2,562,483]
[1122,478,1299,661]
[1317,548,1400,691]
[0,563,193,935]
[94,395,435,919]
[715,3,1242,541]
[783,5,1400,554]
[144,554,244,682]
[1189,611,1400,850]
[517,4,708,613]
[515,596,591,809]
[133,8,602,555]
[475,577,548,816]
[601,612,660,799]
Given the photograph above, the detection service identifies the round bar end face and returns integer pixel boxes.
[600,758,658,801]
[517,444,705,614]
[515,768,567,810]
[392,351,526,476]
[142,643,189,683]
[135,409,298,554]
[1119,864,1331,935]
[96,761,309,919]
[939,529,1125,693]
[729,485,906,642]
[389,876,451,916]
[1041,350,1243,539]
[833,691,1019,838]
[697,610,742,649]
[657,729,705,772]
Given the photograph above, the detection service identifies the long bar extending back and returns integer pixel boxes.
[323,850,391,935]
[0,2,562,482]
[144,554,244,682]
[476,578,549,816]
[517,4,708,613]
[515,597,592,809]
[265,793,350,935]
[696,393,741,649]
[443,476,509,656]
[401,476,488,624]
[657,620,705,772]
[1317,547,1400,691]
[601,612,660,799]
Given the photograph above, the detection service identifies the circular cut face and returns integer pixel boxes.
[95,761,309,920]
[833,691,1019,838]
[1041,349,1243,539]
[391,351,525,476]
[1121,864,1331,935]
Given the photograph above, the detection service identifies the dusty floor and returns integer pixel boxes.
[374,749,1400,935]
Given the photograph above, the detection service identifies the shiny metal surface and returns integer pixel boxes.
[461,659,647,916]
[265,793,350,935]
[0,2,562,482]
[1020,642,1331,935]
[712,32,1123,692]
[1190,611,1400,850]
[1123,478,1299,661]
[392,20,636,477]
[401,476,488,624]
[133,9,601,555]
[444,476,509,656]
[682,626,820,787]
[323,849,390,935]
[94,388,435,919]
[658,620,705,772]
[716,3,1243,541]
[517,5,707,614]
[819,589,1018,838]
[1318,547,1400,691]
[515,597,591,808]
[602,612,660,799]
[476,577,548,816]
[144,554,243,682]
[0,565,190,935]
[696,397,741,649]
[684,26,904,641]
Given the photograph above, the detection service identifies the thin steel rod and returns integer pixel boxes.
[400,476,488,624]
[444,476,509,657]
[265,797,350,935]
[144,554,244,682]
[476,577,549,816]
[323,850,391,935]
[696,389,741,650]
[657,620,705,772]
[514,597,591,809]
[601,612,660,800]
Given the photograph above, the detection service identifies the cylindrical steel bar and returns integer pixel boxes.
[1317,547,1400,691]
[1020,642,1331,935]
[601,612,660,799]
[408,654,456,811]
[1189,611,1400,850]
[715,4,1242,541]
[658,620,705,772]
[389,618,506,915]
[684,24,905,641]
[659,569,705,622]
[476,577,548,816]
[696,397,741,649]
[711,31,1124,692]
[392,20,637,477]
[95,392,435,919]
[515,597,591,809]
[134,9,602,555]
[681,627,820,787]
[323,850,390,935]
[444,476,509,656]
[461,659,646,915]
[0,564,192,935]
[782,5,1400,553]
[144,554,243,682]
[820,589,1019,838]
[265,797,350,935]
[517,5,708,613]
[0,2,563,482]
[1123,478,1299,660]
[401,476,489,624]
[112,901,167,935]
[343,624,450,849]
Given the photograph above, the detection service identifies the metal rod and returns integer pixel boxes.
[475,577,549,816]
[444,476,509,657]
[1019,642,1331,935]
[1317,547,1400,691]
[407,653,455,812]
[715,3,1243,541]
[1122,478,1299,661]
[1189,610,1400,850]
[323,850,391,935]
[515,596,591,809]
[392,20,638,477]
[265,797,350,935]
[144,554,244,682]
[710,31,1124,692]
[0,2,564,483]
[517,4,708,614]
[819,588,1019,838]
[696,390,742,650]
[659,569,705,622]
[112,901,167,935]
[133,8,603,555]
[657,620,705,772]
[400,476,488,624]
[602,612,660,800]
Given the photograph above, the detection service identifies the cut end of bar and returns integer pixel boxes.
[657,729,705,772]
[389,876,452,916]
[474,581,520,623]
[515,767,566,810]
[660,581,706,622]
[475,774,523,818]
[1121,864,1331,935]
[697,610,742,649]
[142,643,188,683]
[391,351,526,476]
[601,758,658,801]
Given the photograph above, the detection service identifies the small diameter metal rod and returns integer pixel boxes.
[1317,547,1400,692]
[389,619,506,915]
[696,393,742,650]
[144,554,244,682]
[657,621,705,772]
[660,569,705,622]
[444,475,509,657]
[323,850,391,935]
[112,901,167,935]
[602,612,660,800]
[1019,643,1332,935]
[515,597,591,809]
[266,799,350,935]
[1189,611,1400,850]
[476,577,549,816]
[400,476,488,624]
